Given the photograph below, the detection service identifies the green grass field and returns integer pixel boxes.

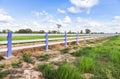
[0,35,80,41]
[37,36,120,79]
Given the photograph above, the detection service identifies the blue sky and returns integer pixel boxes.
[0,0,120,32]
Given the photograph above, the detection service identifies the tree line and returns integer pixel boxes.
[0,28,108,34]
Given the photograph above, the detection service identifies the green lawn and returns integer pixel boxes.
[0,35,74,41]
[0,35,86,41]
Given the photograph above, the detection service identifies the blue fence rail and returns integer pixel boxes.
[0,32,118,59]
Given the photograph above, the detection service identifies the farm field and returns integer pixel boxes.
[0,35,64,41]
[0,34,91,41]
[0,36,120,79]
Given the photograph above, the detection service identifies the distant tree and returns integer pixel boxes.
[56,24,62,33]
[85,29,91,34]
[68,30,72,34]
[2,29,11,33]
[48,30,57,34]
[80,30,83,34]
[16,29,32,33]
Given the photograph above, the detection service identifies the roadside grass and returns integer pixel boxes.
[22,53,31,63]
[36,36,120,79]
[37,63,55,79]
[11,60,22,68]
[0,70,11,79]
[72,36,120,79]
[0,35,75,41]
[0,56,4,61]
[36,54,51,61]
[37,62,82,79]
[76,57,96,73]
[60,48,70,54]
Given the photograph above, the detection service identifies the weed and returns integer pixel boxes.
[36,54,51,61]
[55,63,82,79]
[23,53,31,63]
[37,63,54,79]
[11,61,22,68]
[0,64,6,69]
[76,57,96,73]
[60,48,70,54]
[0,56,3,61]
[0,70,10,79]
[72,47,92,57]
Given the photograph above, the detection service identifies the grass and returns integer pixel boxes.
[11,61,22,68]
[36,54,51,61]
[0,56,3,61]
[71,36,120,79]
[36,36,120,79]
[37,63,54,79]
[76,57,96,73]
[60,48,70,54]
[0,35,76,41]
[55,63,82,79]
[22,53,31,63]
[37,63,82,79]
[0,70,10,79]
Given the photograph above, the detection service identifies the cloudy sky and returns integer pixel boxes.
[0,0,120,33]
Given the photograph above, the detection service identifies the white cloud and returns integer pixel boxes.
[57,8,66,14]
[75,17,118,33]
[0,9,14,23]
[32,10,48,17]
[68,6,81,13]
[70,0,99,8]
[112,16,120,22]
[63,16,72,24]
[68,0,99,14]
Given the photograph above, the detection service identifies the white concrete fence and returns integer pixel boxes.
[0,32,118,59]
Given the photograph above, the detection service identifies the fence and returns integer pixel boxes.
[0,32,118,59]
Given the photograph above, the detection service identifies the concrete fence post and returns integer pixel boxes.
[76,32,79,44]
[6,32,13,58]
[84,33,86,44]
[64,31,67,46]
[45,32,48,51]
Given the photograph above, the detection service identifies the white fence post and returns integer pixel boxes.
[76,32,79,44]
[45,32,48,51]
[64,31,67,46]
